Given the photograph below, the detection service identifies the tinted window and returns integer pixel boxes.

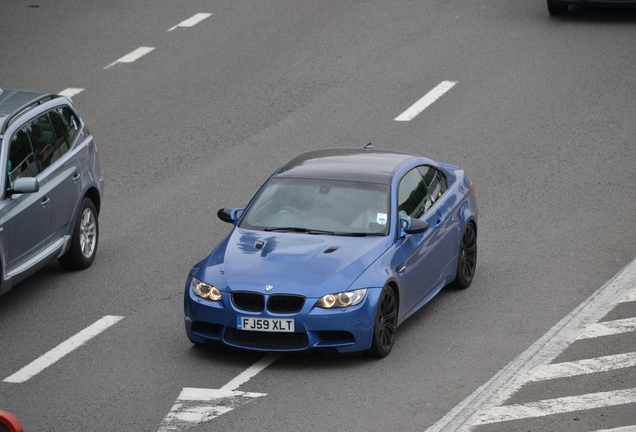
[398,168,432,219]
[418,166,447,203]
[8,128,39,188]
[52,106,80,144]
[29,112,70,170]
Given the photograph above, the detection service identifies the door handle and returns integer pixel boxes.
[72,173,81,183]
[41,197,50,207]
[436,218,444,227]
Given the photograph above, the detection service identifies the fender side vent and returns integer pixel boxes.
[323,246,340,254]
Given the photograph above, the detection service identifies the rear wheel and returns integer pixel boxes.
[547,0,568,15]
[367,286,398,358]
[58,198,99,270]
[451,223,477,289]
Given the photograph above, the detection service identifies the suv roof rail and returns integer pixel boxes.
[0,92,59,135]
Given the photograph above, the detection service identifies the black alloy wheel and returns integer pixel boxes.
[367,286,398,358]
[452,223,477,289]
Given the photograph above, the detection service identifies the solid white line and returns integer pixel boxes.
[58,88,84,98]
[475,388,636,425]
[104,47,155,69]
[3,315,124,383]
[394,81,456,121]
[620,286,636,303]
[530,352,636,381]
[220,353,281,391]
[167,13,212,31]
[424,257,636,432]
[593,425,636,432]
[578,317,636,339]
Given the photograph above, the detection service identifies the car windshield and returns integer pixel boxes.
[240,178,390,236]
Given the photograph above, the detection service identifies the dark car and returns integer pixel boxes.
[0,88,104,296]
[184,148,477,357]
[548,0,636,15]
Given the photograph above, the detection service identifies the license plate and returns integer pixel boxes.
[236,317,295,332]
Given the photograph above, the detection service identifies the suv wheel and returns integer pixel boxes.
[58,198,99,269]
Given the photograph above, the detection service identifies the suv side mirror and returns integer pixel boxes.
[217,207,244,224]
[7,177,39,197]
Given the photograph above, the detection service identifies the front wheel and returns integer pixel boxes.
[451,222,477,289]
[59,198,99,270]
[367,286,398,358]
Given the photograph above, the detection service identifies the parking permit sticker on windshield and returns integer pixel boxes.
[377,213,387,225]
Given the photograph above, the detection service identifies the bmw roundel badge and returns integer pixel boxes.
[265,285,274,292]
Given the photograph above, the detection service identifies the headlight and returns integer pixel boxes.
[191,277,222,301]
[316,289,367,308]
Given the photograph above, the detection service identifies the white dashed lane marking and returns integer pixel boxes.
[104,47,156,69]
[58,88,84,98]
[3,316,124,383]
[394,80,456,121]
[168,13,212,31]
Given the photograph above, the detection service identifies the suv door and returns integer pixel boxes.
[3,127,51,275]
[42,107,83,240]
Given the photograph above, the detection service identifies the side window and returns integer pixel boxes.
[28,111,70,170]
[419,166,448,203]
[397,168,432,219]
[8,128,39,188]
[52,106,80,145]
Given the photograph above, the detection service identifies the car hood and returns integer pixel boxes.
[204,228,391,298]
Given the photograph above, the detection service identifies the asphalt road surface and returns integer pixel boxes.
[1,1,635,431]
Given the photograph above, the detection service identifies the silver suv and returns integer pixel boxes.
[0,88,104,296]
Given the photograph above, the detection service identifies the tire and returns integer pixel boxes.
[58,198,99,270]
[451,222,477,290]
[367,285,398,358]
[547,0,568,15]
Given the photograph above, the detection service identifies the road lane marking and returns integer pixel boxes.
[58,88,84,99]
[3,315,124,383]
[474,388,636,425]
[104,47,155,69]
[220,353,281,391]
[530,352,636,381]
[578,317,636,339]
[620,285,636,303]
[158,353,281,431]
[394,81,456,121]
[168,13,212,31]
[424,257,636,432]
[594,426,636,432]
[157,388,266,431]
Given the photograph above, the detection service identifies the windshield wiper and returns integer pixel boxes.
[263,227,309,233]
[262,227,384,237]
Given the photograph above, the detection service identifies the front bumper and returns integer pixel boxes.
[184,277,382,354]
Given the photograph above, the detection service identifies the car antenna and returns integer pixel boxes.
[364,142,373,149]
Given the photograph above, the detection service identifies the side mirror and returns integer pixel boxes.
[7,177,39,197]
[217,207,244,224]
[399,217,429,236]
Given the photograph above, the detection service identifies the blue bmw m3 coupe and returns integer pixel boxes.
[184,148,478,357]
